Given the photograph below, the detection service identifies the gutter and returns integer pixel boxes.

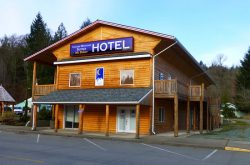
[152,41,178,135]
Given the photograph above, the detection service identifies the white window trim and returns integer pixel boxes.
[69,73,81,87]
[95,67,104,86]
[120,69,134,86]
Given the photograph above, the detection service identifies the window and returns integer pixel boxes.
[69,73,81,87]
[159,107,165,123]
[167,73,172,80]
[120,69,134,85]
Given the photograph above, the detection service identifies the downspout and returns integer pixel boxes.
[152,41,178,135]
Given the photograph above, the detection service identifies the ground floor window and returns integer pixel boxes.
[159,107,165,123]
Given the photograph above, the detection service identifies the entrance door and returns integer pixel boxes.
[65,105,79,128]
[117,107,136,133]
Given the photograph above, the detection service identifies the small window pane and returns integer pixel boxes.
[159,107,165,123]
[69,73,81,87]
[120,70,134,85]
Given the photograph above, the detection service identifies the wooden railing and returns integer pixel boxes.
[155,79,206,100]
[154,80,177,96]
[34,84,56,96]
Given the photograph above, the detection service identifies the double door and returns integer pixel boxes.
[117,107,136,133]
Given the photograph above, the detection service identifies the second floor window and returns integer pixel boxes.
[120,69,134,85]
[69,73,81,87]
[159,72,164,80]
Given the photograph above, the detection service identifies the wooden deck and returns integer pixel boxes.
[34,84,56,96]
[154,79,205,101]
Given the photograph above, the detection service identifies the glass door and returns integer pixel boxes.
[65,105,79,128]
[117,107,136,133]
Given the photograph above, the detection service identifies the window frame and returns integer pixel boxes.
[120,69,134,85]
[69,73,81,87]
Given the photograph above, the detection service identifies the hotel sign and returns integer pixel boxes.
[70,37,134,56]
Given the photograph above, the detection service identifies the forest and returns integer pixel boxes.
[0,12,249,112]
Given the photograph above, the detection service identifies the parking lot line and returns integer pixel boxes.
[141,143,199,161]
[83,138,106,151]
[37,134,40,143]
[0,154,44,164]
[202,149,218,161]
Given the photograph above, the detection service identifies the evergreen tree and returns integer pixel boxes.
[25,12,54,86]
[53,23,67,43]
[235,47,250,112]
[80,18,92,29]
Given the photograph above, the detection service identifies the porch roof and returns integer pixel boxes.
[33,88,152,105]
[0,85,15,103]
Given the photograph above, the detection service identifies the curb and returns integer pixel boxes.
[225,146,250,153]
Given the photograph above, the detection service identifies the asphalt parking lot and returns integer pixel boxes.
[0,131,249,165]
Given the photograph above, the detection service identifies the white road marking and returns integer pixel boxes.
[36,134,40,143]
[141,143,199,161]
[202,149,218,161]
[84,138,106,151]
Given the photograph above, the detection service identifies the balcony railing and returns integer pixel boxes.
[34,84,56,96]
[154,79,204,100]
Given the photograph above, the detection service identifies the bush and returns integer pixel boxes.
[221,103,236,119]
[0,111,17,125]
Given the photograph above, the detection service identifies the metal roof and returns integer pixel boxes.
[0,85,15,103]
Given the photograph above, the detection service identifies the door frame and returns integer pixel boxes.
[116,106,136,133]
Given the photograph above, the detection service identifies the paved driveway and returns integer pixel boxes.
[0,131,249,165]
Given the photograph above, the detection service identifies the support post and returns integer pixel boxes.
[193,105,196,131]
[1,102,4,117]
[186,98,190,133]
[174,94,178,137]
[78,104,85,134]
[32,104,37,131]
[54,104,59,132]
[135,104,140,139]
[105,105,110,136]
[199,83,204,134]
[12,104,14,112]
[32,62,37,101]
[206,102,209,132]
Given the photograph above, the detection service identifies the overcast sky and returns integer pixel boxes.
[1,0,249,67]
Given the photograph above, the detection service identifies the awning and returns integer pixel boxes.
[33,88,152,105]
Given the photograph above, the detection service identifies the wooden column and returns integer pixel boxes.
[12,104,14,112]
[199,83,204,134]
[78,104,85,134]
[105,105,110,136]
[174,95,178,137]
[206,102,209,132]
[32,62,37,101]
[32,104,37,130]
[54,104,59,132]
[1,102,4,117]
[135,104,140,139]
[186,98,190,133]
[193,105,196,131]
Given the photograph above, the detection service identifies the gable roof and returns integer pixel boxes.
[0,85,15,103]
[24,20,175,63]
[23,20,214,85]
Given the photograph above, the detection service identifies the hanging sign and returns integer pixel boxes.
[70,37,133,56]
[95,67,104,86]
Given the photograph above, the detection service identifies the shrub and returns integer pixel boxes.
[38,106,51,120]
[0,111,17,125]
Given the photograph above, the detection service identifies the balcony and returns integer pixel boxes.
[33,84,56,98]
[154,79,188,98]
[154,79,205,101]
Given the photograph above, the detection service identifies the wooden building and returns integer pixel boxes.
[24,20,220,138]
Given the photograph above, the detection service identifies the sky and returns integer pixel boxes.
[0,0,250,67]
